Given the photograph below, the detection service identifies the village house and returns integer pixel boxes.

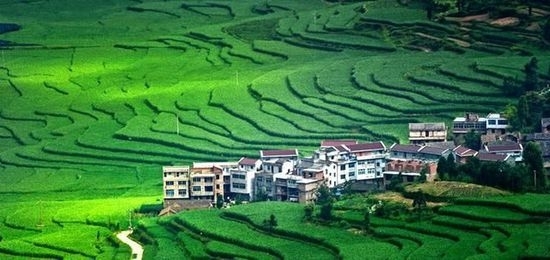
[274,174,321,203]
[228,157,260,202]
[382,160,437,186]
[452,145,477,164]
[452,113,509,138]
[483,142,523,163]
[408,122,447,144]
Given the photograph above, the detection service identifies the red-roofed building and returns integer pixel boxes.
[452,145,477,164]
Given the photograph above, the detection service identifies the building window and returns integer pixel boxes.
[257,176,264,182]
[349,162,356,168]
[349,171,355,177]
[340,174,346,180]
[498,119,507,125]
[165,189,174,197]
[233,183,246,189]
[488,120,496,125]
[204,177,213,183]
[165,181,174,186]
[205,186,213,192]
[340,165,346,171]
[178,181,186,185]
[232,174,246,179]
[192,186,201,192]
[358,169,365,175]
[216,184,220,189]
[178,189,186,195]
[192,177,201,182]
[216,175,220,180]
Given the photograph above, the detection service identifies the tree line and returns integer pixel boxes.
[437,141,547,192]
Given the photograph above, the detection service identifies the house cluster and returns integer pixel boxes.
[162,113,546,212]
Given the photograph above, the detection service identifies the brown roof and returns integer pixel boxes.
[409,122,446,131]
[238,157,258,166]
[347,141,385,152]
[260,149,298,158]
[476,153,509,162]
[321,139,358,147]
[485,143,522,153]
[390,143,422,153]
[453,145,476,157]
[419,146,448,155]
[334,145,349,152]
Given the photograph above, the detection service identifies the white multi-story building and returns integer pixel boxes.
[229,157,260,201]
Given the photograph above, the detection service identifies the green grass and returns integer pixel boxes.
[1,0,550,258]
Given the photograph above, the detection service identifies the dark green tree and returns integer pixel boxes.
[412,190,427,221]
[523,57,539,92]
[437,156,448,180]
[316,183,332,205]
[446,153,458,179]
[464,130,481,151]
[523,142,546,191]
[320,203,333,221]
[304,204,314,221]
[502,76,523,97]
[363,210,371,234]
[316,183,333,221]
[216,193,224,209]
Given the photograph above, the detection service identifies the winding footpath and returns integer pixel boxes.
[117,230,143,260]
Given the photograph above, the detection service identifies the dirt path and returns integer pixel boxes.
[117,230,143,260]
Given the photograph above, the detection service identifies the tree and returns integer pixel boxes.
[437,156,448,180]
[523,57,539,92]
[304,204,314,221]
[412,190,427,221]
[502,76,523,97]
[263,214,278,231]
[320,203,333,221]
[363,210,371,234]
[523,142,546,191]
[418,165,428,183]
[446,153,458,179]
[464,129,481,151]
[316,183,333,221]
[316,183,332,206]
[216,193,224,209]
[255,188,269,202]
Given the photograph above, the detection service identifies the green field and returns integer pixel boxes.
[1,0,550,258]
[135,193,550,259]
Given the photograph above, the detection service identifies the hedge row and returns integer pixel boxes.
[455,198,550,217]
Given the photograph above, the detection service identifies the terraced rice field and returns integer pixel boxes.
[1,0,549,258]
[137,194,550,259]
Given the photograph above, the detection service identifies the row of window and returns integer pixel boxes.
[163,172,188,178]
[232,183,246,189]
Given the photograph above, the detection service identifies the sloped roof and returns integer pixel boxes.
[238,157,258,166]
[321,139,358,147]
[476,152,509,162]
[419,146,448,155]
[485,143,522,153]
[389,143,422,153]
[347,141,386,152]
[260,149,298,158]
[453,145,477,157]
[409,122,446,131]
